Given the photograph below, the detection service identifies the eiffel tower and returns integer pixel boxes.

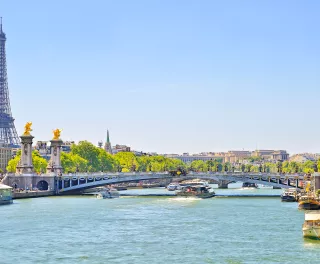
[0,18,20,146]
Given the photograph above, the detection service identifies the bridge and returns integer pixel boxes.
[0,131,306,195]
[57,172,304,193]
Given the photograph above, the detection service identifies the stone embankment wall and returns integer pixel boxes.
[13,191,55,199]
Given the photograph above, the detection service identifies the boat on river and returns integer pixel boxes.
[96,188,120,199]
[0,184,12,205]
[167,183,181,191]
[298,196,320,210]
[281,188,299,202]
[302,211,320,239]
[180,180,209,187]
[176,185,215,199]
[242,182,258,189]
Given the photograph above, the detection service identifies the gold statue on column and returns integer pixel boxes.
[23,122,33,136]
[53,129,62,140]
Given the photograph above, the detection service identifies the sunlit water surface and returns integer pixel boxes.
[1,184,320,264]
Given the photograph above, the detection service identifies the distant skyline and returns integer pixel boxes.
[2,0,320,154]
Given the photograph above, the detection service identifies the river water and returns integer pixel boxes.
[1,184,320,264]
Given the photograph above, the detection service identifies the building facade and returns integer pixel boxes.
[224,151,251,163]
[112,144,131,154]
[0,140,12,172]
[34,140,74,161]
[251,150,289,161]
[165,153,223,163]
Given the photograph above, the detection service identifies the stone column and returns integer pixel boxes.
[218,180,229,189]
[46,139,63,175]
[16,135,34,174]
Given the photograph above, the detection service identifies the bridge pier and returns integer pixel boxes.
[218,180,229,189]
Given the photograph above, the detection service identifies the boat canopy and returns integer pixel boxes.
[305,212,320,221]
[0,184,12,190]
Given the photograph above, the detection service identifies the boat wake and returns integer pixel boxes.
[169,197,201,202]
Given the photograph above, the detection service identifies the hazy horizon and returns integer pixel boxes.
[2,0,320,154]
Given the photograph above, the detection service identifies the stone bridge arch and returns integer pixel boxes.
[37,180,49,191]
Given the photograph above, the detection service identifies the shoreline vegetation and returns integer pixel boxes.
[6,141,320,175]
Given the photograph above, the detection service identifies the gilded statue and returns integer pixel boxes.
[23,122,32,136]
[53,129,62,140]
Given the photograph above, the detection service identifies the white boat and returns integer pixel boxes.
[167,183,181,191]
[176,185,215,199]
[96,188,120,199]
[180,180,210,188]
[302,211,320,239]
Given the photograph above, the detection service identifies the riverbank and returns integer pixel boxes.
[119,193,280,197]
[13,191,55,199]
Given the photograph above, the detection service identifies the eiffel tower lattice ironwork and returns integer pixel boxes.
[0,18,20,146]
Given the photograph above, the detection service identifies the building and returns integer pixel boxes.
[104,130,112,154]
[224,151,251,163]
[252,150,289,161]
[112,144,131,154]
[34,141,50,160]
[290,153,318,163]
[0,140,12,172]
[165,153,223,164]
[272,150,289,161]
[61,141,74,153]
[34,140,74,160]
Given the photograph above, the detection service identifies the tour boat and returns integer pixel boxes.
[96,188,120,199]
[242,182,258,189]
[176,185,215,199]
[180,180,210,188]
[298,196,320,210]
[281,189,298,202]
[302,211,320,239]
[0,184,13,205]
[167,183,182,191]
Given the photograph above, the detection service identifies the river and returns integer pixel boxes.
[1,184,320,264]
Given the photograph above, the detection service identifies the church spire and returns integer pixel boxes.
[104,130,112,154]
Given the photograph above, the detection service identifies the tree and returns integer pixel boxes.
[71,141,117,172]
[276,161,283,173]
[97,149,115,171]
[6,156,20,173]
[7,150,48,173]
[71,141,101,172]
[32,151,48,173]
[61,152,88,173]
[288,161,299,173]
[206,160,214,172]
[245,164,252,173]
[303,160,316,174]
[190,160,207,172]
[114,152,139,172]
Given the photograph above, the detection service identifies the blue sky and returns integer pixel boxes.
[1,0,320,154]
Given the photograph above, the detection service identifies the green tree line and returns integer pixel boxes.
[6,141,320,174]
